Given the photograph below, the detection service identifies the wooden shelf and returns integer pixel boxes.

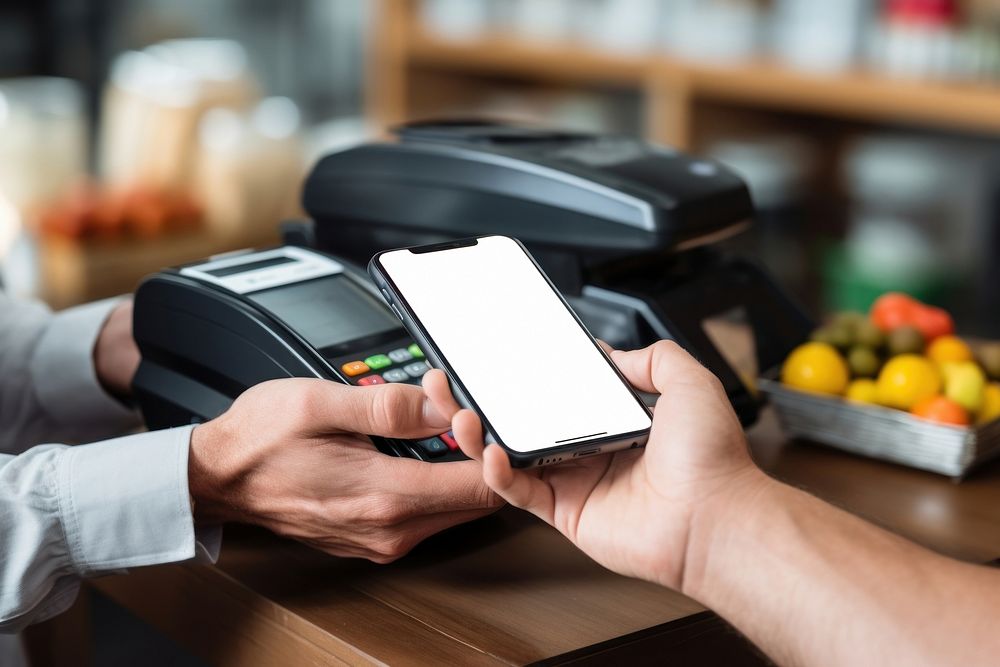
[667,58,1000,136]
[39,226,280,308]
[407,32,650,86]
[404,30,1000,138]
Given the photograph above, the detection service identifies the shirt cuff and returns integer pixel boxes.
[31,298,138,437]
[57,425,220,576]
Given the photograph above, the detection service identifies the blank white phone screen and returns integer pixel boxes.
[379,236,651,453]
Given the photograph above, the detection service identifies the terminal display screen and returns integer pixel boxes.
[250,275,400,350]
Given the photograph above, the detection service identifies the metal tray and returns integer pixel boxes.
[758,372,1000,479]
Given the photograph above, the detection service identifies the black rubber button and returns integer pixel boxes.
[416,437,448,458]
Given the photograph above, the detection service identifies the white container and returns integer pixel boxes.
[874,21,959,79]
[662,0,762,63]
[771,0,874,72]
[99,40,257,192]
[195,97,304,238]
[0,78,84,298]
[0,78,86,209]
[581,0,663,55]
[508,0,576,43]
[419,0,494,41]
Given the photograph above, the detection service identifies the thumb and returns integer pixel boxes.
[298,380,451,438]
[608,340,712,395]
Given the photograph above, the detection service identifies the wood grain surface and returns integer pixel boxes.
[94,411,1000,665]
[92,317,1000,665]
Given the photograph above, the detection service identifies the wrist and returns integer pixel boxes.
[677,466,777,602]
[188,419,245,524]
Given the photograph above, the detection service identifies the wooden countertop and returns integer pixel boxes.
[752,409,1000,565]
[90,408,1000,665]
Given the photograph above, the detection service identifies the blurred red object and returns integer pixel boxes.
[884,0,958,25]
[38,183,203,241]
[869,291,955,340]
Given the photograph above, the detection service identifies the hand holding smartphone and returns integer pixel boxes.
[369,235,652,467]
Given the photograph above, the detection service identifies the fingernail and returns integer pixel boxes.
[422,397,449,426]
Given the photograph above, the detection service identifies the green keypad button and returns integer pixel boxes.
[364,354,392,370]
[407,343,425,359]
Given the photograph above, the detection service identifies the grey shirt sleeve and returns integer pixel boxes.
[0,426,222,633]
[0,293,139,454]
[0,293,221,633]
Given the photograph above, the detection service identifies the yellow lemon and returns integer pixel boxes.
[781,342,850,396]
[926,335,974,365]
[940,361,986,413]
[875,354,941,410]
[845,378,879,404]
[978,383,1000,425]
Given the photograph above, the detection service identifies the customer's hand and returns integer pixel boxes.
[189,379,502,562]
[423,340,767,590]
[93,300,141,398]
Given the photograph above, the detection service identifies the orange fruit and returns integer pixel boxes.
[911,396,970,426]
[926,335,973,365]
[781,342,850,396]
[875,354,941,410]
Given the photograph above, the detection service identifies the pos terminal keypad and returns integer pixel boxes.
[328,342,462,461]
[133,245,468,464]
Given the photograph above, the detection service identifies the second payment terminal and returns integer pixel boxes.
[131,246,465,462]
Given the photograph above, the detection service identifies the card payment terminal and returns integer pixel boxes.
[131,246,464,462]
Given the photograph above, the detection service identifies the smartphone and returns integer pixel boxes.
[369,235,652,468]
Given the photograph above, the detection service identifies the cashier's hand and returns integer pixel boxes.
[94,300,141,398]
[424,340,768,592]
[188,379,502,563]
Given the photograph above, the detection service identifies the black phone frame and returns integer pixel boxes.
[369,234,653,468]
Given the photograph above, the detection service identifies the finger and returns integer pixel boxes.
[596,338,615,355]
[452,408,486,462]
[482,444,555,525]
[608,340,713,395]
[422,369,463,419]
[450,412,553,522]
[301,380,451,439]
[379,458,503,515]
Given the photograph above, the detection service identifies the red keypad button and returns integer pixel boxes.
[357,375,387,386]
[440,431,459,451]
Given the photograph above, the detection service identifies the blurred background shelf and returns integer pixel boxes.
[1,0,998,335]
[368,0,1000,335]
[381,12,1000,148]
[39,227,280,309]
[406,32,650,85]
[668,58,1000,140]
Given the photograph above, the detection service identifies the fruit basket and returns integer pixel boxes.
[759,372,1000,478]
[761,293,1000,479]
